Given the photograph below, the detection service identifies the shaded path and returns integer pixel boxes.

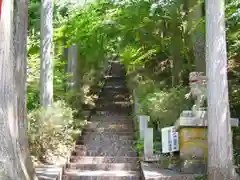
[63,59,140,179]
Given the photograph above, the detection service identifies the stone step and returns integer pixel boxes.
[97,93,129,98]
[102,85,128,90]
[63,169,140,180]
[95,107,131,112]
[104,75,125,79]
[104,73,125,77]
[83,130,133,136]
[96,100,131,106]
[95,107,131,113]
[104,82,127,88]
[101,89,129,95]
[36,165,62,180]
[89,111,130,116]
[87,120,133,126]
[87,118,133,124]
[78,135,135,144]
[101,88,128,93]
[94,107,131,114]
[73,144,135,151]
[102,83,127,87]
[96,100,130,106]
[141,162,198,180]
[88,121,134,127]
[76,138,136,146]
[96,103,131,109]
[98,94,129,100]
[86,121,133,129]
[78,132,135,142]
[71,149,137,157]
[72,143,136,154]
[94,104,132,109]
[83,125,135,131]
[79,132,135,139]
[109,69,125,74]
[100,93,129,99]
[78,129,135,137]
[80,133,135,140]
[69,156,138,164]
[109,66,125,71]
[104,76,125,81]
[89,114,131,120]
[62,64,140,180]
[104,82,126,87]
[94,110,131,116]
[67,163,139,171]
[97,96,130,103]
[104,84,126,89]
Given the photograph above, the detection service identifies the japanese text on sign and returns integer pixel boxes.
[161,126,179,153]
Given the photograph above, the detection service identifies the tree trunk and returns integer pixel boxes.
[67,44,79,91]
[188,0,206,74]
[63,37,68,92]
[40,0,53,107]
[13,0,38,179]
[170,10,182,86]
[206,0,237,179]
[0,1,33,179]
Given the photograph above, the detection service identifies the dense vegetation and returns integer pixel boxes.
[27,0,240,165]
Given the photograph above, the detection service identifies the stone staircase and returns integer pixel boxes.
[63,60,141,180]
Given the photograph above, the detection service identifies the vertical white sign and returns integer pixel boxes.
[161,126,179,153]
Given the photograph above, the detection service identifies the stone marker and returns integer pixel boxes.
[133,90,141,114]
[139,115,149,139]
[144,128,153,158]
[144,154,162,162]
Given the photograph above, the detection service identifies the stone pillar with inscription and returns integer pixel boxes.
[144,128,154,158]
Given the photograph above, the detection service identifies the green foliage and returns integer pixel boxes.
[27,39,40,110]
[28,100,87,161]
[134,138,161,157]
[136,82,191,127]
[194,175,207,180]
[27,0,240,165]
[134,138,144,157]
[27,85,40,110]
[55,0,240,80]
[226,0,240,57]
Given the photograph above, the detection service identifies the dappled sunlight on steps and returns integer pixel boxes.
[62,60,141,180]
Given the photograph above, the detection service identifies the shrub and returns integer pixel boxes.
[137,83,191,128]
[28,100,86,163]
[127,71,191,127]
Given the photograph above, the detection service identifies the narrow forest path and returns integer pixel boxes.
[63,59,141,180]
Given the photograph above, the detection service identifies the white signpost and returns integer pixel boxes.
[161,126,179,153]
